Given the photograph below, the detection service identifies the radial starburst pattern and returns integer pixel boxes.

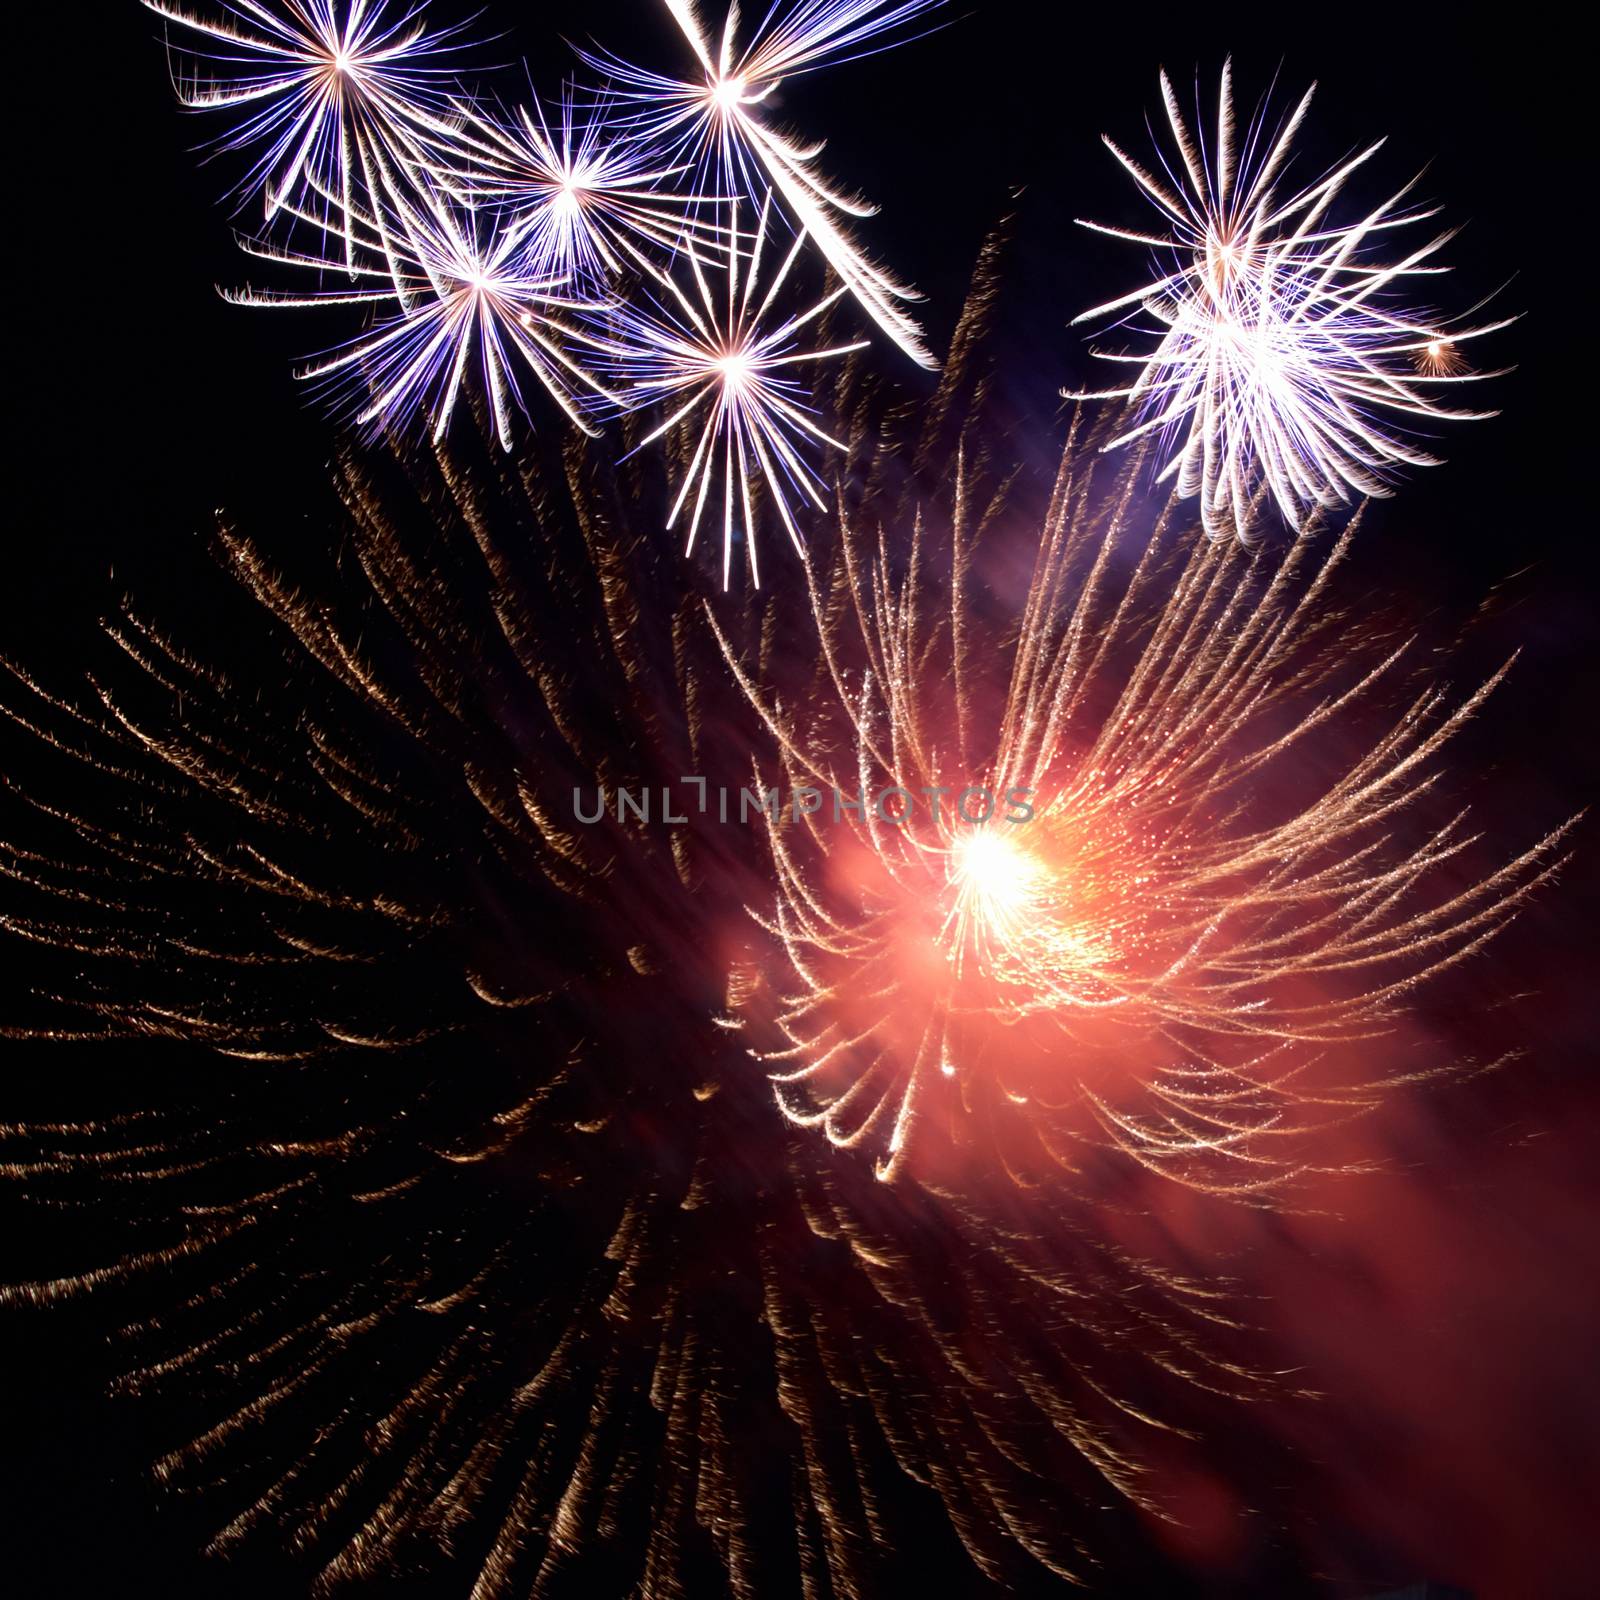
[581,195,869,586]
[2,270,1333,1597]
[581,0,941,366]
[144,0,478,242]
[229,176,618,442]
[457,87,727,287]
[718,415,1565,1184]
[1068,62,1511,540]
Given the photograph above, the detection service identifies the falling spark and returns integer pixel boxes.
[1068,61,1512,539]
[580,0,941,367]
[580,195,869,585]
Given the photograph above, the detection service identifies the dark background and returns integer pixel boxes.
[5,3,1596,1596]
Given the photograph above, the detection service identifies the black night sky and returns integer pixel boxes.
[4,4,1597,1597]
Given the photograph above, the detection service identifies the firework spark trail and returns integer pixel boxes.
[717,403,1568,1185]
[579,0,941,367]
[143,0,481,257]
[2,266,1325,1595]
[1067,61,1511,540]
[578,194,869,587]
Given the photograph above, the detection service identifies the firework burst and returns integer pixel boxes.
[580,195,869,586]
[144,0,479,249]
[717,411,1567,1185]
[1415,335,1468,377]
[580,0,941,367]
[2,270,1333,1596]
[1068,61,1511,540]
[455,87,728,287]
[228,176,618,442]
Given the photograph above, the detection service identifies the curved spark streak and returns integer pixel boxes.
[718,420,1568,1185]
[581,197,868,586]
[579,0,941,367]
[1068,61,1512,540]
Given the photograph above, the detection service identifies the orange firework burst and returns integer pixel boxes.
[718,418,1570,1188]
[1415,336,1469,376]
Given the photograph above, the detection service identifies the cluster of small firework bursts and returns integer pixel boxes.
[146,0,943,583]
[144,3,1507,575]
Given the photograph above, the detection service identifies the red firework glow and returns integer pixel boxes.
[718,422,1570,1188]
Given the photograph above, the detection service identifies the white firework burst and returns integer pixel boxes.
[229,177,618,445]
[579,0,941,368]
[143,0,477,260]
[1068,61,1512,539]
[579,196,868,587]
[453,88,729,289]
